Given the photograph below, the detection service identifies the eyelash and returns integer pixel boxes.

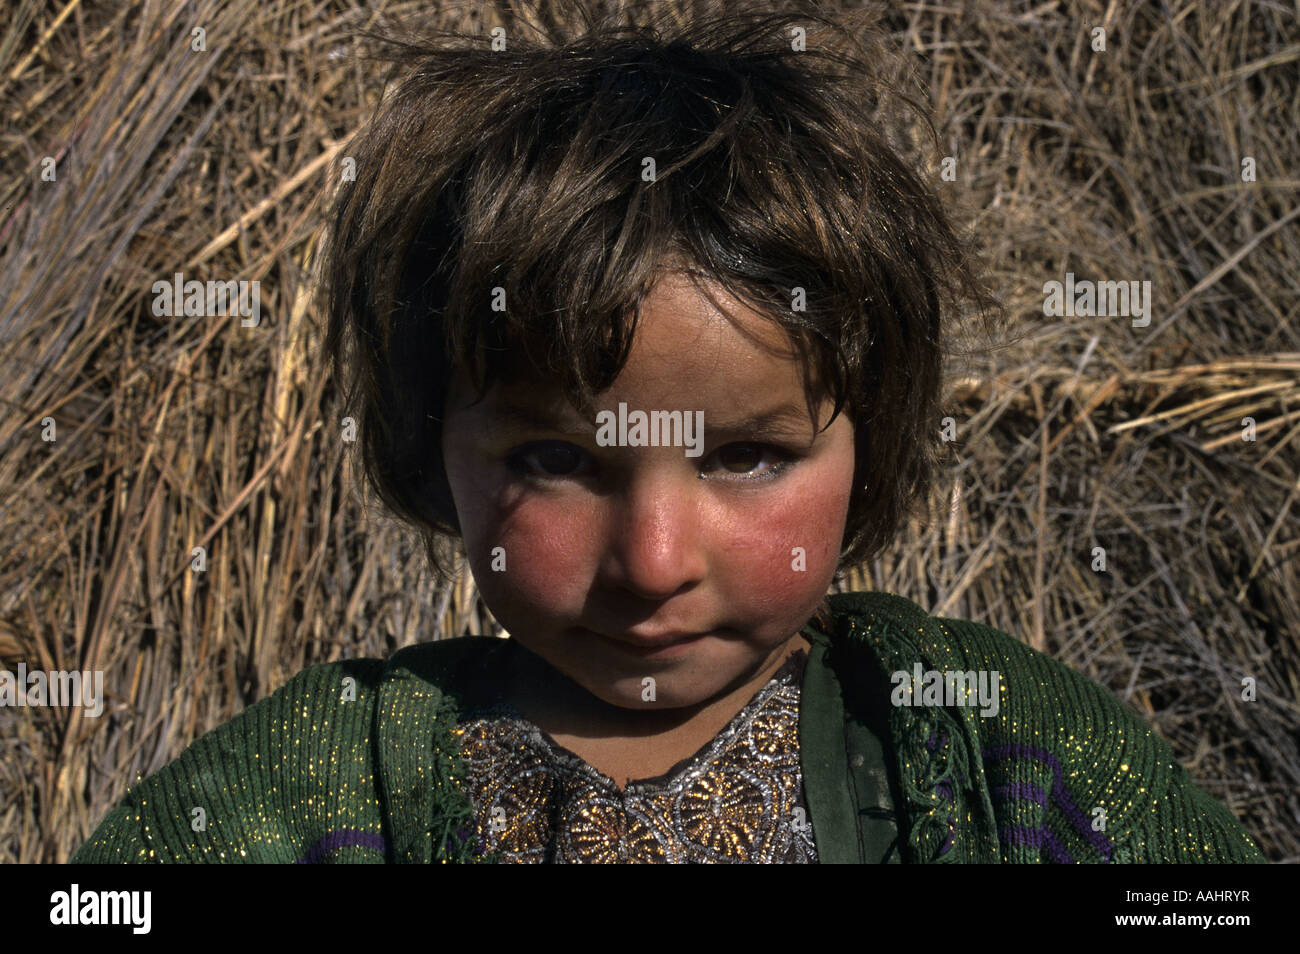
[505,441,797,484]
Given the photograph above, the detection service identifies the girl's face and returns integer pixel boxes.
[441,270,856,711]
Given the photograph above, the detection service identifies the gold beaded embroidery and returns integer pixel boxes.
[453,652,816,863]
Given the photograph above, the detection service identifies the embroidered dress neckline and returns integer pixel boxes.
[466,647,808,792]
[453,645,817,861]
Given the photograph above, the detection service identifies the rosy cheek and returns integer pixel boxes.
[723,476,849,611]
[472,496,593,608]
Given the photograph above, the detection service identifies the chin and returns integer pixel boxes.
[591,673,721,710]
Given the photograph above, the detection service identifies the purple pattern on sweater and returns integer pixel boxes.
[992,781,1047,806]
[982,743,1115,862]
[296,828,388,864]
[998,824,1074,863]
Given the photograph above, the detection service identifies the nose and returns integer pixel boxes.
[599,469,707,601]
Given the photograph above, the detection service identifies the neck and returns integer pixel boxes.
[507,631,811,740]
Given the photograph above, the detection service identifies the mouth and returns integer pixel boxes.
[579,627,711,657]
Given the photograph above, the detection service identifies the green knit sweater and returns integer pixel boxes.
[71,590,1264,863]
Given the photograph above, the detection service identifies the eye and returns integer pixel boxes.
[703,442,793,482]
[504,440,796,483]
[506,442,593,479]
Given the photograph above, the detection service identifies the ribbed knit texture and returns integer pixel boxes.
[71,591,1264,863]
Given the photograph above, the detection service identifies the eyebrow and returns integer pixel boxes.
[485,399,819,441]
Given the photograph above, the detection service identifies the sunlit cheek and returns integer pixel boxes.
[468,490,596,609]
[718,475,849,615]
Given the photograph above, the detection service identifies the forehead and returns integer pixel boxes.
[448,269,823,428]
[629,268,802,366]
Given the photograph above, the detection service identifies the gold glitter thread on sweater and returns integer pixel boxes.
[68,590,1265,865]
[453,650,817,863]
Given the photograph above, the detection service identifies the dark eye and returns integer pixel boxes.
[705,443,792,481]
[506,440,795,484]
[507,442,589,478]
[715,443,763,473]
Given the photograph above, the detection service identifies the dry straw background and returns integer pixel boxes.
[1,0,1297,863]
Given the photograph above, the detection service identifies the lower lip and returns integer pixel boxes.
[582,628,711,659]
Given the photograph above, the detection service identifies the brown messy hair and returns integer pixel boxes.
[320,2,1001,590]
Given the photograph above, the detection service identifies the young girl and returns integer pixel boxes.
[73,5,1262,864]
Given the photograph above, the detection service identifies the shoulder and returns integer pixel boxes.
[71,641,511,864]
[826,588,1164,743]
[822,590,1264,862]
[266,655,390,712]
[72,656,388,863]
[139,654,392,783]
[199,655,391,753]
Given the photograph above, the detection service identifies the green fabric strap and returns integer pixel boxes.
[843,692,902,864]
[799,627,858,862]
[799,623,900,863]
